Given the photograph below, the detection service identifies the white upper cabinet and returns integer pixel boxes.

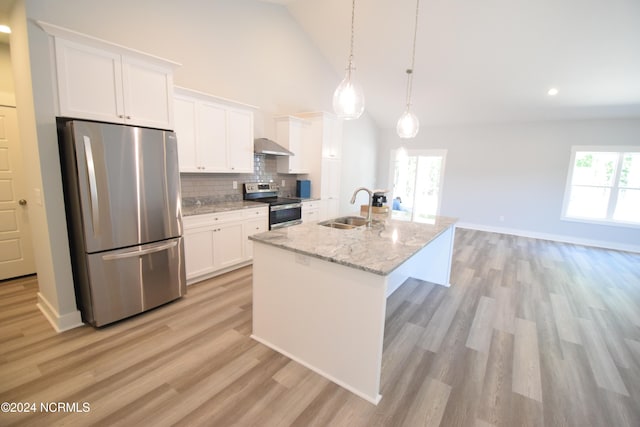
[227,109,254,172]
[290,112,343,217]
[296,112,343,160]
[48,30,177,130]
[173,87,256,173]
[120,55,175,129]
[276,116,310,174]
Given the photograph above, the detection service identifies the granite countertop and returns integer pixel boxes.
[249,215,458,276]
[182,200,266,216]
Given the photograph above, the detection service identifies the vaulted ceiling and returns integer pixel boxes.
[267,0,640,129]
[3,1,639,130]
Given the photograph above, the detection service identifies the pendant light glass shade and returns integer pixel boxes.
[333,0,365,120]
[333,66,365,120]
[397,109,419,138]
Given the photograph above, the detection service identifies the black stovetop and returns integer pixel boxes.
[251,196,301,206]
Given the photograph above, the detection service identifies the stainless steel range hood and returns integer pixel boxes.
[254,138,294,156]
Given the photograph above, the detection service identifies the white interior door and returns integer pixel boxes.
[0,106,36,280]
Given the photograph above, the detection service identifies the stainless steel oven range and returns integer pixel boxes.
[243,182,302,229]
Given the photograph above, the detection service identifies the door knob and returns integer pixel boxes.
[19,199,27,206]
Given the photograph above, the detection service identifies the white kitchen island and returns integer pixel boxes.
[249,215,458,404]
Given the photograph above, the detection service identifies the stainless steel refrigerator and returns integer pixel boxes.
[58,119,186,327]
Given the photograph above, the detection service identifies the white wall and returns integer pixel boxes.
[379,118,640,251]
[13,0,379,329]
[10,0,83,331]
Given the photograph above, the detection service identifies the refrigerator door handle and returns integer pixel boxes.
[101,240,178,261]
[83,136,100,236]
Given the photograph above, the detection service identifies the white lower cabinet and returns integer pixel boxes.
[213,223,245,269]
[183,207,268,284]
[244,218,268,259]
[302,200,321,223]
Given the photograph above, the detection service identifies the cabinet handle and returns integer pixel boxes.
[118,114,124,118]
[126,115,131,119]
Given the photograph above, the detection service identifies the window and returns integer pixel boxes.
[562,146,640,227]
[389,149,446,223]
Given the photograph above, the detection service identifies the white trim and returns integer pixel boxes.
[174,86,259,110]
[560,215,640,230]
[36,293,84,332]
[35,20,181,68]
[186,260,252,286]
[0,92,16,107]
[387,148,448,219]
[561,146,640,227]
[457,222,640,254]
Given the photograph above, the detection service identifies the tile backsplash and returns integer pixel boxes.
[181,154,303,206]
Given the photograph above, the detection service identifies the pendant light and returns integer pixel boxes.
[333,0,365,120]
[397,0,421,138]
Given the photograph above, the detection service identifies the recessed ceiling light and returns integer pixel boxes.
[547,87,559,96]
[0,25,11,34]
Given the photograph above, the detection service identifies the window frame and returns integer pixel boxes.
[561,145,640,229]
[387,148,448,222]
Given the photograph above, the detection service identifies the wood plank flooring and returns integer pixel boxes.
[1,228,639,426]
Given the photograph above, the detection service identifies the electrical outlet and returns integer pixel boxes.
[232,181,238,190]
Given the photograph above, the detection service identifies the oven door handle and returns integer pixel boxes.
[271,203,302,212]
[271,220,303,229]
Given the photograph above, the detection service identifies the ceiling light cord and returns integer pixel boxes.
[347,0,356,77]
[333,0,365,120]
[405,0,420,109]
[397,0,421,138]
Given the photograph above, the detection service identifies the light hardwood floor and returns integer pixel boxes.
[1,228,639,426]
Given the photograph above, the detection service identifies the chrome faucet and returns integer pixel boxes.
[350,187,374,226]
[350,187,391,226]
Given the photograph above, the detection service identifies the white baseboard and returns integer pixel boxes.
[186,260,252,286]
[37,292,84,332]
[457,222,640,253]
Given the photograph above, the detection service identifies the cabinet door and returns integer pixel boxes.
[321,158,341,220]
[174,96,199,172]
[227,108,254,173]
[321,158,341,199]
[322,114,343,159]
[276,118,309,174]
[55,38,124,123]
[183,228,215,280]
[243,217,268,259]
[213,222,244,269]
[121,56,174,129]
[322,199,340,221]
[302,208,320,224]
[198,102,228,172]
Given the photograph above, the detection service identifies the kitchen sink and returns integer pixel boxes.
[319,216,368,229]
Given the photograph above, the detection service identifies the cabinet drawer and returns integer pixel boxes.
[183,210,240,229]
[243,207,268,219]
[302,201,319,210]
